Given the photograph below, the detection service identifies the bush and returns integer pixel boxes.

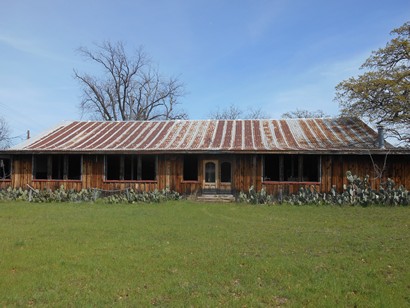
[238,186,272,205]
[104,188,180,204]
[238,172,410,207]
[0,185,180,204]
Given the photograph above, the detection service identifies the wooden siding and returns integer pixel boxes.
[0,180,11,189]
[2,153,409,196]
[261,154,410,196]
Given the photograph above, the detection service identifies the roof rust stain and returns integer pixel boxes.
[221,121,233,149]
[80,122,117,150]
[314,119,342,148]
[252,120,263,150]
[202,121,216,149]
[298,119,322,148]
[306,119,332,148]
[32,121,83,149]
[233,121,242,150]
[279,120,297,149]
[244,120,253,149]
[143,122,172,149]
[210,120,224,149]
[12,118,393,153]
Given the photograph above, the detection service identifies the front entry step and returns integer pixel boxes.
[196,194,236,203]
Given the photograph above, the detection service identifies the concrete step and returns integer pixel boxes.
[197,194,236,203]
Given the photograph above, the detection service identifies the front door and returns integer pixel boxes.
[203,160,218,190]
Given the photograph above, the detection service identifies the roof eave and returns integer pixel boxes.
[2,148,408,155]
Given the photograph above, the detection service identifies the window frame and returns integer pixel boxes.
[182,155,199,182]
[104,154,158,182]
[182,154,200,183]
[32,154,83,181]
[220,161,232,183]
[262,154,321,183]
[204,161,216,183]
[0,156,12,181]
[33,155,49,180]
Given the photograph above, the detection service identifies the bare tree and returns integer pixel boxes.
[209,104,269,119]
[209,105,243,120]
[74,41,187,121]
[0,116,11,149]
[281,109,329,119]
[246,107,270,119]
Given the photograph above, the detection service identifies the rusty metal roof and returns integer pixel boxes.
[9,118,395,154]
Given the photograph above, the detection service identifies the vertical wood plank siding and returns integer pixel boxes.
[2,154,409,195]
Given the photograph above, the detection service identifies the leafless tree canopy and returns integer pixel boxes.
[281,109,329,119]
[74,41,186,121]
[209,104,270,120]
[0,116,11,149]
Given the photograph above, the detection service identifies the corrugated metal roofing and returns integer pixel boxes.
[9,118,393,153]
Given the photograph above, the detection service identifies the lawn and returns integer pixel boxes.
[0,201,409,306]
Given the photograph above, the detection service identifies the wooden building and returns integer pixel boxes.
[1,118,409,196]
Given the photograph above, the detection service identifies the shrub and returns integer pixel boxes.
[285,185,326,206]
[0,186,180,204]
[238,172,410,207]
[238,186,272,205]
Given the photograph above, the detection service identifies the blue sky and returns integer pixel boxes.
[0,0,409,142]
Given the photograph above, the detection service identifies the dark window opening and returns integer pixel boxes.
[0,158,11,180]
[220,162,231,183]
[263,155,279,181]
[263,154,320,182]
[183,155,198,181]
[284,155,298,181]
[124,155,136,180]
[34,155,48,179]
[106,155,121,180]
[52,155,64,180]
[34,155,82,180]
[303,155,319,182]
[67,155,82,180]
[105,155,157,181]
[141,156,156,180]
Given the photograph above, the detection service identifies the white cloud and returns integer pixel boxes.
[0,35,42,54]
[0,34,71,62]
[263,51,371,118]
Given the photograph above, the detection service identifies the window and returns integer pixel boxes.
[183,155,198,181]
[263,155,280,181]
[67,155,82,180]
[52,155,64,180]
[123,155,137,180]
[33,155,82,180]
[105,155,157,181]
[302,155,320,182]
[106,155,121,180]
[284,155,298,181]
[33,155,48,179]
[205,162,216,183]
[0,157,11,180]
[263,154,320,182]
[141,156,156,180]
[220,162,231,183]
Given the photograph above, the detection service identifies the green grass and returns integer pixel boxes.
[0,201,409,307]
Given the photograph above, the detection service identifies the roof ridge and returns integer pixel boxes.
[49,117,344,124]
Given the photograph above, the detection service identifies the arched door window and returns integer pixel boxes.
[220,162,231,183]
[205,162,216,183]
